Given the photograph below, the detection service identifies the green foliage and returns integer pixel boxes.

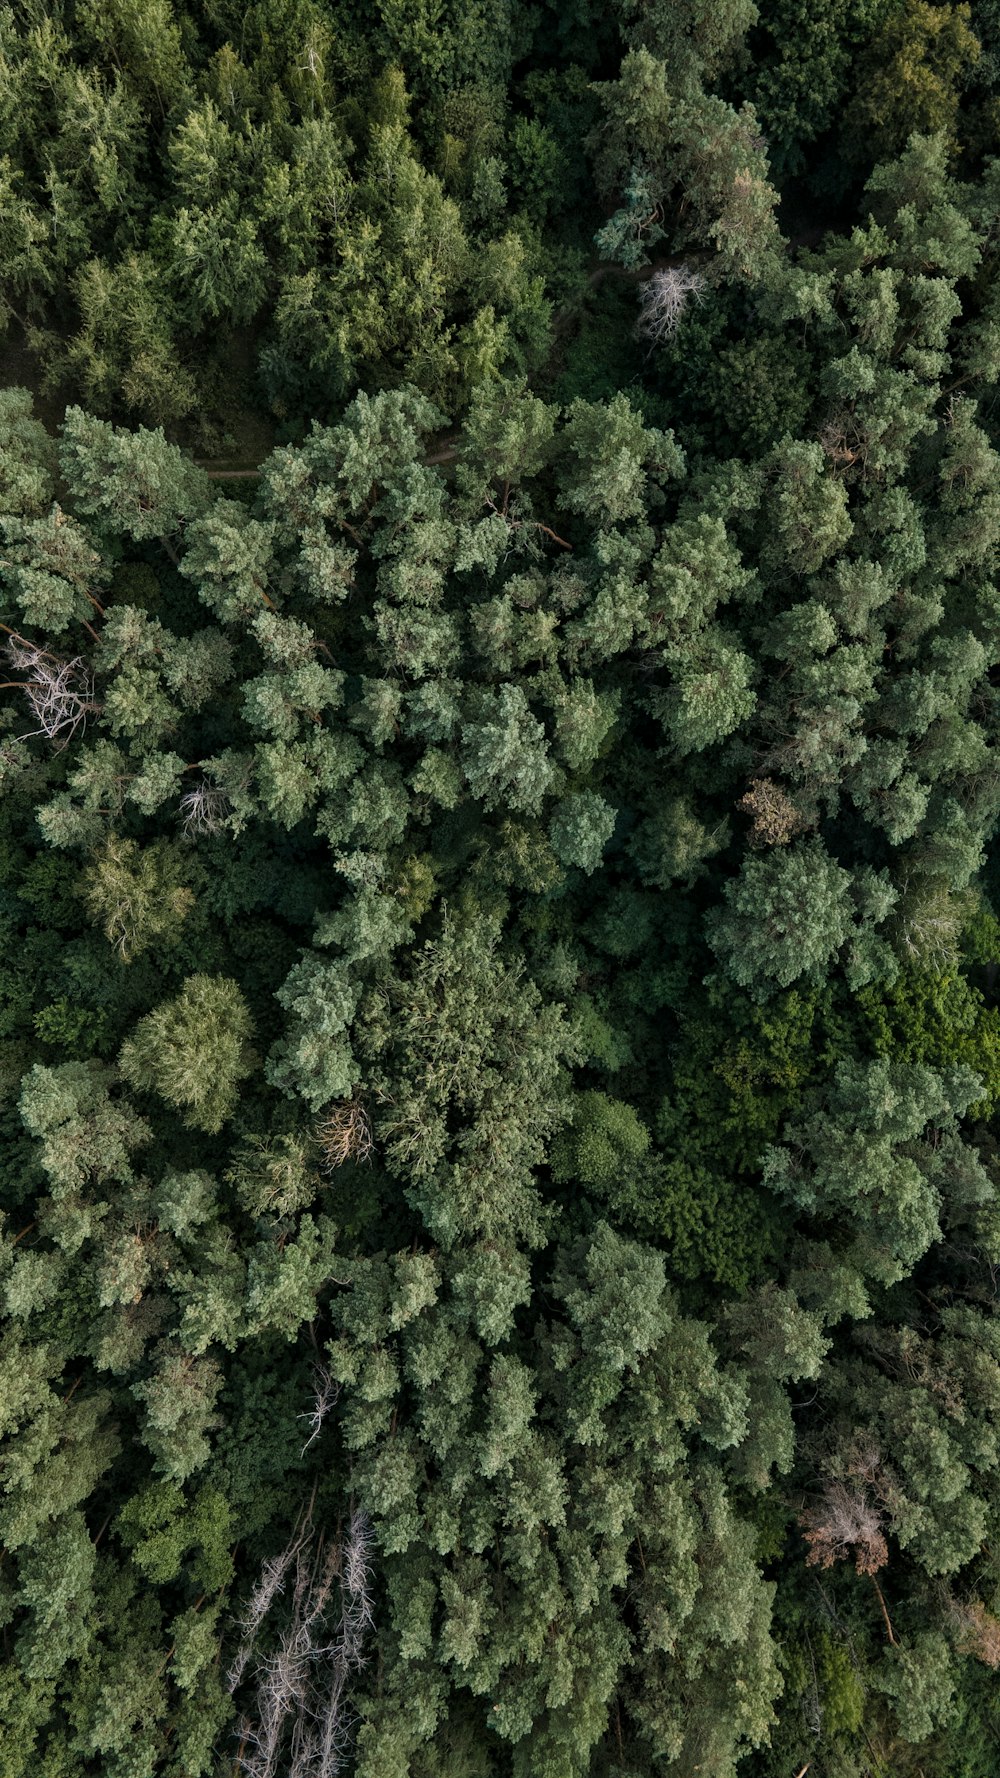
[118,975,255,1132]
[857,965,1000,1113]
[6,14,1000,1769]
[116,1481,234,1591]
[764,1053,990,1285]
[266,953,360,1111]
[363,914,573,1249]
[746,0,888,178]
[82,835,195,961]
[709,841,857,993]
[59,408,211,542]
[19,1059,150,1194]
[844,0,981,160]
[875,1631,958,1739]
[591,48,782,280]
[552,1088,651,1189]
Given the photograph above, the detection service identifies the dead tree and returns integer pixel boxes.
[230,1506,374,1778]
[3,636,101,747]
[636,263,706,344]
[179,778,233,836]
[800,1478,889,1576]
[316,1100,374,1171]
[299,1365,339,1457]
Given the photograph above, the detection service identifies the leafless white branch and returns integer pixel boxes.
[299,1365,340,1457]
[179,778,233,836]
[231,1509,374,1778]
[636,263,706,344]
[228,1536,301,1692]
[5,638,100,747]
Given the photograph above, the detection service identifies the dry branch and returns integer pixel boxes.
[636,263,706,344]
[4,637,101,747]
[179,778,234,836]
[800,1479,889,1577]
[317,1101,374,1171]
[230,1508,374,1778]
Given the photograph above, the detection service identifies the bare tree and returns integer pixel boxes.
[299,1364,339,1457]
[317,1100,374,1171]
[299,1510,374,1778]
[179,777,233,836]
[636,263,706,345]
[4,637,101,747]
[952,1597,1000,1668]
[737,776,810,847]
[800,1479,888,1576]
[231,1506,374,1778]
[228,1532,304,1694]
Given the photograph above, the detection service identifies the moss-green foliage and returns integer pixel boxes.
[843,0,982,161]
[118,974,256,1132]
[552,1087,651,1189]
[744,0,889,180]
[0,5,583,442]
[857,966,1000,1111]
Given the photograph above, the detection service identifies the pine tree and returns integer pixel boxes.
[118,975,255,1132]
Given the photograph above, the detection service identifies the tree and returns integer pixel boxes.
[636,261,707,340]
[744,0,881,178]
[266,953,360,1112]
[0,388,58,515]
[19,1059,151,1196]
[1,503,109,634]
[844,1,981,161]
[59,408,211,549]
[551,1088,651,1192]
[614,0,759,86]
[132,1345,224,1483]
[548,790,617,872]
[118,975,255,1132]
[460,683,556,814]
[708,841,855,993]
[559,389,685,525]
[60,253,196,424]
[168,199,269,326]
[763,1055,988,1285]
[361,914,572,1249]
[82,834,195,960]
[591,50,782,281]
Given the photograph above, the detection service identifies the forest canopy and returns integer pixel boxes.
[5,2,1000,1776]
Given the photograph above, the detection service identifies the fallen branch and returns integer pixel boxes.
[870,1576,898,1646]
